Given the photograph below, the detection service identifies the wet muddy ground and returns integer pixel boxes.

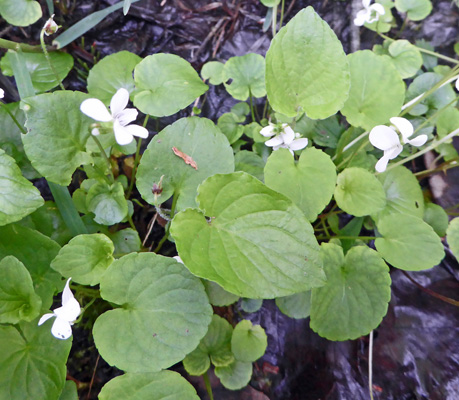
[1,0,459,398]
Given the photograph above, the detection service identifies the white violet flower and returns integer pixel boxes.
[260,123,308,155]
[369,117,428,173]
[0,88,4,99]
[80,88,149,146]
[354,0,385,26]
[38,278,81,340]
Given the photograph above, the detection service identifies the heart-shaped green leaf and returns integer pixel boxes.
[231,320,267,362]
[0,256,42,324]
[1,51,73,93]
[275,290,311,319]
[93,253,212,372]
[234,150,265,182]
[136,117,234,211]
[203,280,239,307]
[310,243,391,340]
[222,53,266,101]
[170,172,325,298]
[0,320,71,400]
[375,214,444,270]
[0,0,42,26]
[0,149,43,226]
[183,314,234,376]
[51,234,114,286]
[265,6,350,119]
[341,50,405,130]
[447,218,459,260]
[371,166,424,223]
[0,102,37,179]
[264,148,337,221]
[22,91,93,186]
[395,0,432,21]
[0,224,61,309]
[99,371,200,400]
[387,40,423,79]
[86,181,129,225]
[406,73,456,116]
[201,61,225,85]
[334,167,386,217]
[133,54,208,117]
[214,360,253,390]
[423,203,448,237]
[87,51,142,104]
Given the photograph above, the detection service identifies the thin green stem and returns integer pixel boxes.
[279,0,285,28]
[401,65,459,116]
[316,235,377,241]
[414,160,459,178]
[413,95,459,135]
[128,214,136,230]
[383,127,459,173]
[40,29,65,90]
[379,33,459,64]
[202,371,214,400]
[271,4,278,37]
[261,97,269,121]
[153,191,178,253]
[415,46,459,65]
[91,135,115,183]
[0,38,52,53]
[249,91,256,122]
[332,130,369,162]
[0,103,27,134]
[126,137,143,199]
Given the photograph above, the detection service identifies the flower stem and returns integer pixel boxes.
[0,38,51,53]
[91,135,115,183]
[279,0,285,28]
[153,191,178,253]
[40,29,65,90]
[203,371,214,400]
[249,90,256,122]
[126,137,143,199]
[271,4,278,37]
[378,33,459,64]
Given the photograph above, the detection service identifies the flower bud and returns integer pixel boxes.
[43,14,59,36]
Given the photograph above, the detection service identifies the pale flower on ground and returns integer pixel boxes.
[369,117,428,173]
[261,123,308,155]
[0,88,4,99]
[80,88,149,145]
[354,0,385,26]
[38,278,81,340]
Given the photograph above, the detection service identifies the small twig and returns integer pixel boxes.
[86,354,100,400]
[401,271,459,307]
[368,330,375,400]
[142,213,158,247]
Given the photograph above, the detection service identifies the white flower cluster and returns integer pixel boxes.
[354,0,385,26]
[80,88,149,145]
[260,123,308,155]
[369,117,427,172]
[38,278,81,340]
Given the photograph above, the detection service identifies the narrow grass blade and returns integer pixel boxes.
[53,0,140,49]
[48,181,88,236]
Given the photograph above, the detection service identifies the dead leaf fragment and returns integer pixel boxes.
[172,147,198,170]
